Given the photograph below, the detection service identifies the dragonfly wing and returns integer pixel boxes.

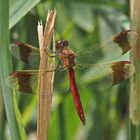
[10,42,40,67]
[6,65,67,95]
[6,70,38,94]
[79,61,135,90]
[53,67,70,94]
[76,30,138,66]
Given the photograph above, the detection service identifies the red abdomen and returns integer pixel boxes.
[68,67,86,125]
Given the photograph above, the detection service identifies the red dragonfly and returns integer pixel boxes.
[7,30,137,125]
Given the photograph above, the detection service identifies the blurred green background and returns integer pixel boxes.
[0,0,135,140]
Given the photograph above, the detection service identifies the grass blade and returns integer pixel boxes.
[0,1,26,139]
[9,0,40,29]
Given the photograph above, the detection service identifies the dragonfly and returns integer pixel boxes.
[6,30,137,125]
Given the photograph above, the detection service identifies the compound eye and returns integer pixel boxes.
[63,40,69,47]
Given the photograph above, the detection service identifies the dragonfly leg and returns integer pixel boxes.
[41,47,60,58]
[41,61,63,75]
[40,67,57,76]
[49,50,60,53]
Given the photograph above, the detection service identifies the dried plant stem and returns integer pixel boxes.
[37,10,56,140]
[37,21,44,57]
[130,0,140,126]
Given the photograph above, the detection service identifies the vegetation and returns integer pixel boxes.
[0,0,139,140]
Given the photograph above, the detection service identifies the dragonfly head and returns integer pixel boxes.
[56,40,69,51]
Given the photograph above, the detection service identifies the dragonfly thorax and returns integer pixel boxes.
[60,49,76,69]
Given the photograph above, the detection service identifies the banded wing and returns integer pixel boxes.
[76,30,138,67]
[79,61,135,90]
[10,42,65,71]
[6,70,38,94]
[6,69,68,95]
[10,42,40,67]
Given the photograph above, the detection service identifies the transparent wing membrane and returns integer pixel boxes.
[6,70,38,94]
[10,42,40,67]
[76,30,138,67]
[79,61,135,90]
[10,42,63,70]
[6,68,68,95]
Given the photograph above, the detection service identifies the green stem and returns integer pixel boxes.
[0,1,23,140]
[58,102,66,140]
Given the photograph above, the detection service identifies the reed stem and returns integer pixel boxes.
[37,10,56,140]
[130,0,140,139]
